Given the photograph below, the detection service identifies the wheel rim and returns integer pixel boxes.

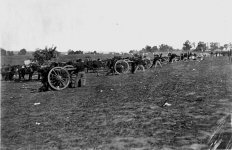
[48,67,70,90]
[114,60,129,74]
[63,65,74,70]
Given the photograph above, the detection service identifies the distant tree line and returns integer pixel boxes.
[129,44,175,54]
[84,51,98,55]
[67,49,84,55]
[67,50,103,55]
[1,41,231,58]
[1,48,15,56]
[182,40,231,52]
[1,48,27,56]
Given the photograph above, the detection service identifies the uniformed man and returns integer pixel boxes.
[74,59,86,87]
[229,49,232,63]
[38,62,58,92]
[38,66,51,92]
[150,54,162,69]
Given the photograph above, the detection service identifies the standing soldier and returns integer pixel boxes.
[131,57,136,74]
[74,59,86,87]
[133,55,145,73]
[229,49,232,63]
[180,53,184,60]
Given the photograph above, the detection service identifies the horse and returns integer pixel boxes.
[84,59,106,75]
[1,65,18,81]
[17,63,41,81]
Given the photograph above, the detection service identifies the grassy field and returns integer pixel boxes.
[1,57,231,149]
[1,55,34,66]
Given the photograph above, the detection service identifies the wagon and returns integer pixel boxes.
[47,65,77,90]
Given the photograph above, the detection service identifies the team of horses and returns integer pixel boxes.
[1,63,41,81]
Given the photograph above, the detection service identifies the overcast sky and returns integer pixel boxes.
[0,0,231,53]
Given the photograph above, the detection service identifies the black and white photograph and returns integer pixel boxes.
[1,0,232,149]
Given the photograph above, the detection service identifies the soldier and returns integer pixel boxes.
[38,66,51,92]
[130,55,144,74]
[170,53,178,63]
[74,59,86,87]
[38,62,58,92]
[180,53,184,60]
[150,54,162,69]
[131,58,136,74]
[229,49,232,63]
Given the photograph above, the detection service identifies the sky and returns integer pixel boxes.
[0,0,231,53]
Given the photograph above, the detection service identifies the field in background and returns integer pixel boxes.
[1,55,33,65]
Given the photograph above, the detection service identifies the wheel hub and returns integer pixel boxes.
[57,75,62,80]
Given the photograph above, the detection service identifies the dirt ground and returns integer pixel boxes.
[1,57,232,150]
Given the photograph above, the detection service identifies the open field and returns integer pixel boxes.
[1,57,232,149]
[1,55,34,66]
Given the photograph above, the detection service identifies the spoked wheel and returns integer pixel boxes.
[114,60,129,74]
[48,67,70,90]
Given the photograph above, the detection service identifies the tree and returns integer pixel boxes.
[129,50,138,54]
[75,50,83,54]
[159,44,173,52]
[210,42,219,51]
[1,48,7,56]
[33,46,59,65]
[224,44,229,50]
[85,51,97,54]
[18,48,27,55]
[145,45,152,53]
[68,49,84,55]
[140,48,146,53]
[219,46,224,50]
[195,41,207,52]
[67,49,75,55]
[7,51,14,56]
[182,40,192,51]
[151,46,158,52]
[139,45,158,53]
[192,42,196,49]
[129,50,133,54]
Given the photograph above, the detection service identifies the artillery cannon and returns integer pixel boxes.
[47,65,76,90]
[111,57,152,74]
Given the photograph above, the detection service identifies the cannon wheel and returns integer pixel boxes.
[114,60,129,74]
[48,67,70,90]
